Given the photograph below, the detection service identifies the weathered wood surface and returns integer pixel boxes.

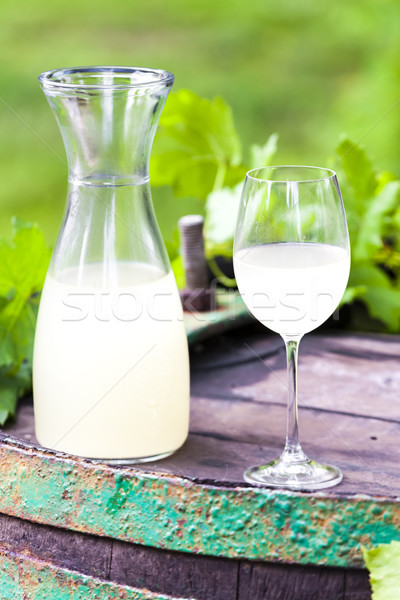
[1,327,399,598]
[9,329,400,495]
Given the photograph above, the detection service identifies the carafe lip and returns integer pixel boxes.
[39,66,174,91]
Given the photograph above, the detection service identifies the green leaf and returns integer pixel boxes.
[0,221,51,423]
[376,170,399,192]
[0,384,18,426]
[0,362,31,426]
[11,216,38,234]
[250,133,279,169]
[171,255,185,290]
[0,290,14,312]
[353,181,400,262]
[0,224,49,366]
[361,286,400,333]
[336,136,377,201]
[333,137,400,329]
[0,370,20,425]
[150,89,242,199]
[339,285,367,306]
[165,239,179,262]
[394,206,400,230]
[204,183,243,256]
[349,264,400,332]
[0,224,50,299]
[223,164,248,188]
[363,541,400,599]
[0,334,15,369]
[349,264,391,289]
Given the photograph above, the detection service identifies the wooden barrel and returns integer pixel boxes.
[0,301,399,598]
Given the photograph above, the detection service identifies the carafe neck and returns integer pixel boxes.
[40,67,174,184]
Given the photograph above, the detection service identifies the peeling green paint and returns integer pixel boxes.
[107,477,133,515]
[0,437,399,568]
[0,546,187,599]
[185,292,251,345]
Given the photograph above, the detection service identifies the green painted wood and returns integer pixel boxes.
[184,290,252,345]
[0,433,398,569]
[0,545,188,599]
[1,509,371,600]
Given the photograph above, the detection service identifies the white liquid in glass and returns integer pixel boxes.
[234,243,350,337]
[33,262,190,459]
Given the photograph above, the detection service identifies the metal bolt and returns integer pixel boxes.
[178,215,215,312]
[178,215,208,290]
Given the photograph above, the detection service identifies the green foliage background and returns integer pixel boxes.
[1,0,400,244]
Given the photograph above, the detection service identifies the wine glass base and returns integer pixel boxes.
[244,457,343,491]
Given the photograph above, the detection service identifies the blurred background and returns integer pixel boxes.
[1,0,400,243]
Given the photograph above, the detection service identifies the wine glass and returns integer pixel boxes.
[233,166,350,490]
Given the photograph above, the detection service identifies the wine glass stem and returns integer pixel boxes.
[282,337,306,461]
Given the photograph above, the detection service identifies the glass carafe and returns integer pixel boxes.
[33,67,190,463]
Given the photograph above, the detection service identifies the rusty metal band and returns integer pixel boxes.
[0,434,398,569]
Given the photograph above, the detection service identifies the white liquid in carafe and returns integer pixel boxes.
[33,262,190,460]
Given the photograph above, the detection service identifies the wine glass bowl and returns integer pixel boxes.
[233,166,350,490]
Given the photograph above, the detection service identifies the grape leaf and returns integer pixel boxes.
[0,377,19,425]
[0,219,50,299]
[353,181,400,262]
[339,285,367,306]
[349,264,400,332]
[363,542,400,599]
[360,287,400,333]
[171,255,185,290]
[150,89,243,199]
[0,220,51,424]
[336,136,377,203]
[250,133,279,169]
[335,137,400,331]
[348,263,391,290]
[204,134,279,260]
[0,363,31,425]
[204,183,243,257]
